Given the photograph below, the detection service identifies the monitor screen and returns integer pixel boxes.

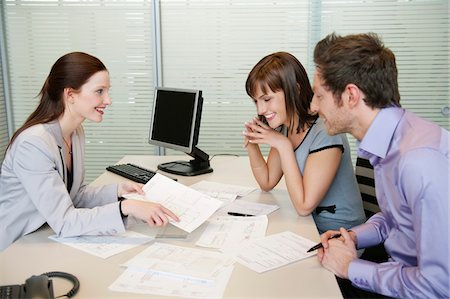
[148,87,213,176]
[149,87,199,153]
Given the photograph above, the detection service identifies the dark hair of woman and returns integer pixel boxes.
[7,52,107,150]
[245,51,317,134]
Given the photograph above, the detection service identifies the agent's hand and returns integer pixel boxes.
[118,181,145,197]
[120,199,180,226]
[243,117,289,149]
[317,228,357,279]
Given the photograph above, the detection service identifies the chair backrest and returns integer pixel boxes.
[355,157,380,217]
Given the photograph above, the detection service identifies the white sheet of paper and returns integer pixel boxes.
[193,190,237,206]
[190,180,256,197]
[196,215,268,249]
[48,231,153,259]
[219,200,279,216]
[123,173,223,233]
[122,242,235,279]
[221,231,317,273]
[109,265,234,299]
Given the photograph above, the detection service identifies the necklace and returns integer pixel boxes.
[63,137,72,155]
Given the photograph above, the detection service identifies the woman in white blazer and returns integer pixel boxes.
[0,52,179,251]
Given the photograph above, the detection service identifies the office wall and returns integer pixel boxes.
[1,0,448,182]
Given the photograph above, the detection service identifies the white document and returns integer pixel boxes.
[110,242,235,298]
[109,265,234,299]
[219,200,279,216]
[123,173,223,233]
[196,215,268,249]
[122,242,235,279]
[222,231,317,273]
[190,180,256,197]
[48,231,153,259]
[192,190,237,206]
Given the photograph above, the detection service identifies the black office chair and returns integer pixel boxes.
[355,157,380,218]
[355,157,388,263]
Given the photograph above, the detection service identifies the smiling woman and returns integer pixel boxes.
[242,52,365,234]
[0,52,179,252]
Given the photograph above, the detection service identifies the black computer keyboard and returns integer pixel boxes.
[106,163,157,184]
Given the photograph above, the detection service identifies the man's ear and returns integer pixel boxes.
[344,84,362,109]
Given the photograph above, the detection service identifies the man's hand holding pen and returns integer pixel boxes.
[317,228,358,279]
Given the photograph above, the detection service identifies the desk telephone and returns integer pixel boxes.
[0,271,79,299]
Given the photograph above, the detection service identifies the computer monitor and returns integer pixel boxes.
[148,87,213,176]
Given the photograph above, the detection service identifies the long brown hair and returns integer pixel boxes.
[245,52,316,134]
[7,52,107,150]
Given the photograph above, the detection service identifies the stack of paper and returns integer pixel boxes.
[109,243,235,298]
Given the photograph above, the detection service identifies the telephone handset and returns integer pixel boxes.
[258,115,269,125]
[0,271,79,299]
[22,275,54,298]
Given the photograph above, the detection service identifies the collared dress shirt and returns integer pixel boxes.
[349,107,449,298]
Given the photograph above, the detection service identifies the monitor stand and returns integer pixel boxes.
[157,147,213,176]
[157,159,213,176]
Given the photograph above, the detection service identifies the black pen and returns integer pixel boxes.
[306,233,342,253]
[227,212,255,217]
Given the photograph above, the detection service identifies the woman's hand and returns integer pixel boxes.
[120,199,180,227]
[243,117,289,150]
[117,181,145,197]
[243,117,259,148]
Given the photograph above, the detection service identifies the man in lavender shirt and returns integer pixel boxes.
[310,32,449,299]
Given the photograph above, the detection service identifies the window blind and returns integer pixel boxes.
[317,0,449,158]
[0,57,7,166]
[2,0,448,182]
[160,0,448,163]
[0,2,9,166]
[159,0,312,157]
[3,0,157,182]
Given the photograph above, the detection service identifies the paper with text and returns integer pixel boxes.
[122,242,235,279]
[109,265,234,299]
[222,231,317,273]
[219,200,279,216]
[190,180,256,205]
[48,231,153,259]
[196,215,268,249]
[123,173,222,233]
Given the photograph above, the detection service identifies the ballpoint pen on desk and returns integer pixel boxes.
[306,233,342,253]
[227,212,255,217]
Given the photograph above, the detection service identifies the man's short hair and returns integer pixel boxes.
[313,32,401,108]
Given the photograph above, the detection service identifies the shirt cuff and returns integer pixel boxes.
[351,223,380,249]
[348,259,376,292]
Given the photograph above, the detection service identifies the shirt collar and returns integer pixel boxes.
[358,107,405,162]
